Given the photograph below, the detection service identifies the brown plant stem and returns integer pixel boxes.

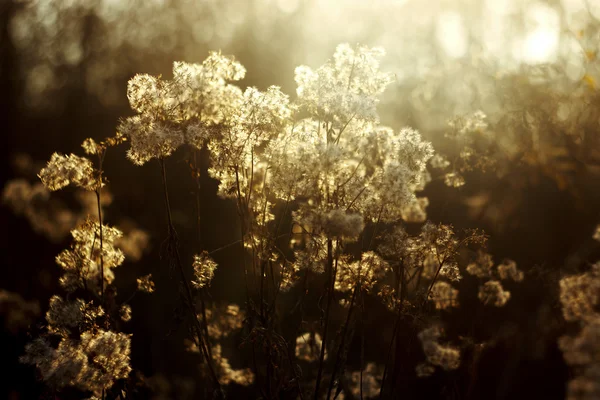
[314,238,336,399]
[326,283,358,400]
[159,158,223,397]
[95,151,105,303]
[192,151,213,358]
[379,307,402,397]
[95,189,104,302]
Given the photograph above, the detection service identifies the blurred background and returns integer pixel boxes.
[2,0,600,398]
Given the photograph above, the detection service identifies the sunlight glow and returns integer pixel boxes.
[521,3,560,64]
[436,11,468,59]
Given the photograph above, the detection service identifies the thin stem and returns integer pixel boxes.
[314,238,336,400]
[423,254,452,309]
[95,152,105,303]
[379,308,402,397]
[359,294,365,400]
[234,167,252,304]
[159,159,223,397]
[326,283,358,400]
[95,189,104,302]
[260,259,266,321]
[192,151,213,358]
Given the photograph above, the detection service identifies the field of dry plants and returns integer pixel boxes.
[1,0,600,399]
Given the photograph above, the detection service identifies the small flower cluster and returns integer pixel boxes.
[120,52,246,165]
[294,43,393,122]
[377,223,487,312]
[335,251,388,293]
[136,273,155,293]
[19,144,153,396]
[20,295,131,396]
[39,153,99,191]
[191,251,218,289]
[56,219,125,294]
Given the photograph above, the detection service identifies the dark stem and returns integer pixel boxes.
[159,158,223,397]
[260,259,266,322]
[423,254,448,309]
[314,238,336,399]
[326,283,358,400]
[379,306,402,397]
[359,295,365,400]
[95,189,104,302]
[234,167,252,304]
[95,152,105,303]
[192,151,213,358]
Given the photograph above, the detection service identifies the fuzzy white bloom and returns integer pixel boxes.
[295,43,393,122]
[119,116,185,166]
[39,153,99,191]
[45,296,104,337]
[21,329,131,395]
[78,329,132,393]
[269,121,433,223]
[172,54,245,124]
[121,52,246,165]
[56,219,125,295]
[207,85,290,201]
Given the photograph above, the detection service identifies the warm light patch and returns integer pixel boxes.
[520,3,560,64]
[436,11,468,59]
